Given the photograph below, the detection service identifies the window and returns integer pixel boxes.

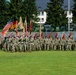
[69,11,71,15]
[42,18,44,22]
[38,11,40,15]
[42,11,44,15]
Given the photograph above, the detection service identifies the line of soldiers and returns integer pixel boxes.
[0,35,76,52]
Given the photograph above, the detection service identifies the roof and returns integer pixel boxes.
[36,0,74,10]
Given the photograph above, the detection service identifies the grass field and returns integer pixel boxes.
[0,51,76,75]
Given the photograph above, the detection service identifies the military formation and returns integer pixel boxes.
[0,34,76,52]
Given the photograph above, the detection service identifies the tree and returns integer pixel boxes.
[0,0,9,29]
[22,0,38,26]
[72,0,76,23]
[9,0,23,21]
[46,0,67,31]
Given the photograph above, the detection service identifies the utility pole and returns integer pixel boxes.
[68,0,70,33]
[40,18,42,39]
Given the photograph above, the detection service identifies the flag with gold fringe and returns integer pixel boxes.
[18,16,24,30]
[24,18,28,37]
[10,20,18,30]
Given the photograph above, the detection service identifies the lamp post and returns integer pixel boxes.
[38,6,42,39]
[68,0,70,33]
[40,18,42,39]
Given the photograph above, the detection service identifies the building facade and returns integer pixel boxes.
[37,10,47,24]
[36,0,73,25]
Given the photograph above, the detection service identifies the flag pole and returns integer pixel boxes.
[29,20,32,35]
[25,18,28,37]
[68,0,70,34]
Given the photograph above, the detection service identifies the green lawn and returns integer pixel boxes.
[0,51,76,75]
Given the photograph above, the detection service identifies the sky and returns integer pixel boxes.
[36,0,74,10]
[7,0,74,10]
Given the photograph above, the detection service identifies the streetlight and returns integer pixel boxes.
[40,18,42,39]
[68,0,70,33]
[38,6,42,39]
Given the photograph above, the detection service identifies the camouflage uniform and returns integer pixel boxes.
[47,38,51,50]
[63,39,67,51]
[71,38,75,51]
[29,37,34,52]
[67,38,71,50]
[55,38,60,50]
[51,38,55,50]
[38,39,42,51]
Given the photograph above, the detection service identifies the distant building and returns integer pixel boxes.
[36,9,47,24]
[36,0,73,25]
[66,10,73,23]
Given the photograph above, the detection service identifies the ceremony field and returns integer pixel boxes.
[0,51,76,75]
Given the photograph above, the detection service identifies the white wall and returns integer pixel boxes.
[37,10,73,24]
[37,11,47,24]
[66,11,73,23]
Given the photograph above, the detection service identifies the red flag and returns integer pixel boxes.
[29,21,32,34]
[1,20,13,36]
[15,30,20,37]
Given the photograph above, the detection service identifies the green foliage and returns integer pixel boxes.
[73,0,76,23]
[0,51,76,75]
[0,0,9,29]
[9,0,23,21]
[0,0,38,30]
[46,0,67,31]
[32,22,39,32]
[22,0,38,26]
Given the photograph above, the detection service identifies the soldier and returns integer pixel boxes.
[60,33,65,50]
[12,37,16,52]
[0,37,7,51]
[12,42,15,52]
[67,37,71,50]
[44,37,48,50]
[51,38,55,50]
[33,38,39,51]
[63,37,67,51]
[18,37,23,52]
[29,37,34,52]
[0,37,5,50]
[38,38,42,51]
[23,37,27,52]
[41,38,44,50]
[36,38,40,51]
[47,38,51,50]
[71,37,75,51]
[55,37,60,50]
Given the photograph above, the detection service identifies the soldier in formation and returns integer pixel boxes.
[0,34,76,52]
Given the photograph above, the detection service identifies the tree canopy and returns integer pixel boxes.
[73,0,76,23]
[0,0,9,29]
[46,0,67,31]
[0,0,38,29]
